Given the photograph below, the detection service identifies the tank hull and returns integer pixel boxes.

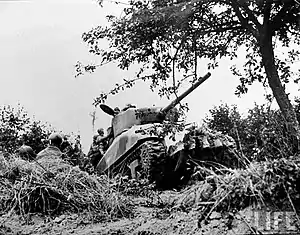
[96,124,163,174]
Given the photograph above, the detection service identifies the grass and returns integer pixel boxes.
[174,154,300,223]
[0,155,133,221]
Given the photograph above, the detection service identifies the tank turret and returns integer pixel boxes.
[100,72,211,138]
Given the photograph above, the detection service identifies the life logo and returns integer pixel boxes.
[251,210,299,234]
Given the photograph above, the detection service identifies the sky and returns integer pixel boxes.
[0,0,299,152]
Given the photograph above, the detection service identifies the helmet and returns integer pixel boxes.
[48,133,63,147]
[17,145,35,160]
[62,135,69,141]
[114,107,120,115]
[97,128,104,136]
[122,104,136,111]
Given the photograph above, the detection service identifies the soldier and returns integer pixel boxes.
[36,133,64,160]
[97,128,105,136]
[122,103,136,111]
[105,126,114,148]
[16,144,36,161]
[60,135,79,166]
[95,128,105,144]
[87,135,102,169]
[61,135,72,153]
[113,107,120,116]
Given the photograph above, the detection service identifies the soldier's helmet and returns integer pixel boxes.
[114,107,120,115]
[48,133,63,147]
[122,103,136,111]
[97,128,104,136]
[17,145,36,160]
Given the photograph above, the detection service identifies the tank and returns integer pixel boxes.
[95,72,211,188]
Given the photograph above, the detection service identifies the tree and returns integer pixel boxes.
[79,0,300,146]
[205,102,300,158]
[205,103,246,150]
[0,104,54,154]
[22,120,54,153]
[0,105,30,153]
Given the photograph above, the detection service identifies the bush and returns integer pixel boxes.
[176,156,300,213]
[205,104,245,143]
[0,104,54,154]
[205,102,300,160]
[0,155,133,220]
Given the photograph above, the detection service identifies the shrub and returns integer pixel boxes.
[0,155,133,220]
[204,103,247,152]
[0,104,53,154]
[205,102,300,160]
[176,156,300,214]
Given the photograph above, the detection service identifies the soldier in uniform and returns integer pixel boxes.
[36,133,64,160]
[16,144,36,161]
[122,103,136,111]
[88,127,116,169]
[61,135,72,153]
[113,107,120,116]
[95,128,104,144]
[87,135,102,169]
[60,135,80,166]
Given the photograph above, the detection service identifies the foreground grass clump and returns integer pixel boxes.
[177,155,300,215]
[0,155,133,221]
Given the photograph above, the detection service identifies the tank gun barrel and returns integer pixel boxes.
[160,72,211,117]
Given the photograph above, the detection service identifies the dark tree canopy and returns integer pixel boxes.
[80,0,300,143]
[0,105,54,154]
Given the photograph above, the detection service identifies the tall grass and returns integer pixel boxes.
[0,155,133,221]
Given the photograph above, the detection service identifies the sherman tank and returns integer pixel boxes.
[96,72,211,188]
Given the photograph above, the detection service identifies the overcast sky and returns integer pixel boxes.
[1,0,299,152]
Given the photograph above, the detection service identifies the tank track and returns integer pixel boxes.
[137,140,188,189]
[138,140,167,186]
[108,141,164,178]
[112,140,187,189]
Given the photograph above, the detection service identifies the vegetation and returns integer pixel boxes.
[2,1,300,233]
[205,100,300,159]
[78,0,300,146]
[176,155,300,215]
[0,156,132,220]
[0,101,299,233]
[0,104,54,154]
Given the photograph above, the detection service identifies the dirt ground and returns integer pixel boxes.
[2,188,299,235]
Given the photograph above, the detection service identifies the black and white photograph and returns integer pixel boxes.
[0,0,300,234]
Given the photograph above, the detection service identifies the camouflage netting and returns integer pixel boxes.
[183,126,236,149]
[178,126,248,169]
[0,154,132,220]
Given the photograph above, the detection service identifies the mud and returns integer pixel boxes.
[2,189,298,235]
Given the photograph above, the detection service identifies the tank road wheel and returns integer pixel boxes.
[138,141,178,189]
[139,141,164,183]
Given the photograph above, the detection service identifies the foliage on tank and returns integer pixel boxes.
[182,125,237,151]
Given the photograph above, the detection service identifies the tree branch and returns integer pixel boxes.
[172,56,177,91]
[193,36,198,80]
[235,0,262,30]
[230,2,259,39]
[193,25,244,35]
[263,1,272,28]
[270,2,294,32]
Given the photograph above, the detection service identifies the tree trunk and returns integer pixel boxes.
[259,33,300,151]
